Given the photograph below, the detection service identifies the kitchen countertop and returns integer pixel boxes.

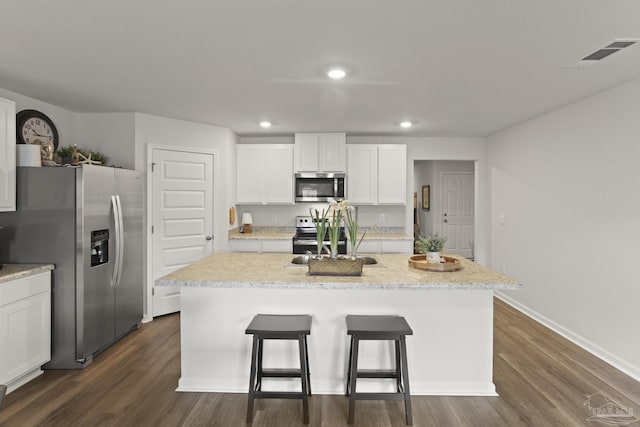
[0,264,55,284]
[156,253,520,290]
[228,228,413,241]
[228,228,294,240]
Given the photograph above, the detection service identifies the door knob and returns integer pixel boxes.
[205,235,213,241]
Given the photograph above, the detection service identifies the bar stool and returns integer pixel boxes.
[345,315,413,426]
[245,314,312,424]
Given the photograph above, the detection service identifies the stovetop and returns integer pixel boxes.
[294,216,346,239]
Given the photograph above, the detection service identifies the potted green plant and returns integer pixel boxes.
[56,145,74,165]
[416,233,447,263]
[89,151,108,165]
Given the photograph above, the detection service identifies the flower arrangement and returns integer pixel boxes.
[310,200,365,259]
[415,233,447,253]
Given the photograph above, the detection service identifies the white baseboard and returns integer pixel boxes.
[6,367,44,394]
[177,377,497,396]
[495,292,640,382]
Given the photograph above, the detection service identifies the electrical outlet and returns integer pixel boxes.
[378,213,385,223]
[499,214,506,225]
[502,264,507,275]
[272,215,278,224]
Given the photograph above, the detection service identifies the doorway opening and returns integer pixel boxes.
[413,160,475,259]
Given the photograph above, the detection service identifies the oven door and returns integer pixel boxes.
[292,239,347,254]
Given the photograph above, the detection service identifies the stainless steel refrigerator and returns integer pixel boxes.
[0,165,143,369]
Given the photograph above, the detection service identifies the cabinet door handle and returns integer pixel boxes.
[205,235,213,241]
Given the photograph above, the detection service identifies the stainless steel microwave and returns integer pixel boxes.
[294,172,345,202]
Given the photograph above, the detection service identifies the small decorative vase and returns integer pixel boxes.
[426,251,441,264]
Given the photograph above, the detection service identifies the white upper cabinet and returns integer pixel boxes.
[346,145,378,204]
[378,145,407,204]
[236,144,294,205]
[0,97,16,212]
[264,145,295,204]
[294,133,346,172]
[347,144,406,205]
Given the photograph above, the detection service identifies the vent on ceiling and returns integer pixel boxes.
[582,40,637,61]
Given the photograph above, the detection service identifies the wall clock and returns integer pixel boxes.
[16,109,59,150]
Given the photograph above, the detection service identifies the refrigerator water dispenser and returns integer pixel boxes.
[91,229,109,267]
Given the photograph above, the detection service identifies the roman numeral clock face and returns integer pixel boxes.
[16,109,59,149]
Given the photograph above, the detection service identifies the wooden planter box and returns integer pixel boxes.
[308,257,364,276]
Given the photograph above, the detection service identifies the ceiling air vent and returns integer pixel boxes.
[582,40,637,61]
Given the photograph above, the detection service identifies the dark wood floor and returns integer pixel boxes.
[1,299,638,426]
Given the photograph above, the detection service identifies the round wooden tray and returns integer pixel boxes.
[408,255,462,272]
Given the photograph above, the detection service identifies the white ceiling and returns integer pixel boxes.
[1,1,640,136]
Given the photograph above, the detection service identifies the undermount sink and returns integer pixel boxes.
[288,255,381,267]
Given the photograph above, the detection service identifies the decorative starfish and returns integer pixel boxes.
[78,151,102,165]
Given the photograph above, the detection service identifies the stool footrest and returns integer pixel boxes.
[356,369,398,378]
[350,392,408,401]
[260,368,302,378]
[252,391,307,400]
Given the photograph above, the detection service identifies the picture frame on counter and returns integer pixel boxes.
[422,185,430,210]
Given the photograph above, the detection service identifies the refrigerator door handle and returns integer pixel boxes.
[115,195,125,286]
[111,195,121,287]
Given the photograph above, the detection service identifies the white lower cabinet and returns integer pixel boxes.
[357,239,413,254]
[229,239,292,253]
[0,271,51,392]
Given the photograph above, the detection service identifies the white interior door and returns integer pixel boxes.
[441,172,474,259]
[152,148,213,317]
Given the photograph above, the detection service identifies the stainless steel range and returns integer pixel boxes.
[292,216,347,255]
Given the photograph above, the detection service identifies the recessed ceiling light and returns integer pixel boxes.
[399,121,413,128]
[259,121,272,128]
[327,68,347,80]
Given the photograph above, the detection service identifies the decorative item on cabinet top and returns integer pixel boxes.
[16,109,59,149]
[55,145,108,166]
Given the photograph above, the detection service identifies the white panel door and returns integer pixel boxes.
[442,172,474,259]
[152,149,213,317]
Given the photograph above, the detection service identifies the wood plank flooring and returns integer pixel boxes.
[1,299,638,426]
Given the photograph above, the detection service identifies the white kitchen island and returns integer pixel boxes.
[155,253,520,396]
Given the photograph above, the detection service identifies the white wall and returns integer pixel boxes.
[488,77,640,380]
[76,113,136,168]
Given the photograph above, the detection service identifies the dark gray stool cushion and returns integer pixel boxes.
[346,315,413,337]
[246,314,312,336]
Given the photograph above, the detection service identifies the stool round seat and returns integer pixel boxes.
[245,314,312,424]
[345,315,413,426]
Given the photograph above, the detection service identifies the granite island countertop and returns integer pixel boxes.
[228,228,413,241]
[156,253,520,290]
[0,264,55,284]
